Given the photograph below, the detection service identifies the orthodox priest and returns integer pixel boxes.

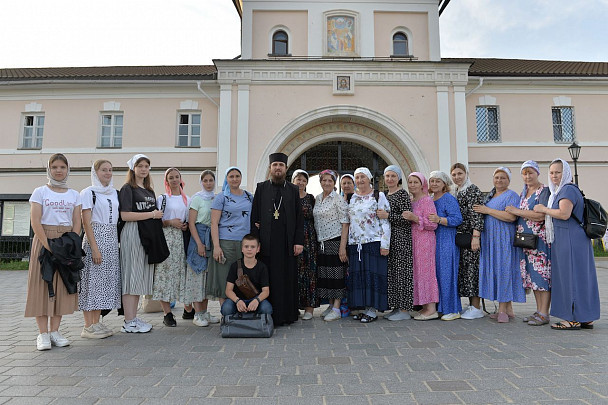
[251,152,304,326]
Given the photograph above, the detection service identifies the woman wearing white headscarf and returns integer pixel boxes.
[428,171,463,321]
[346,167,391,323]
[450,163,484,320]
[376,165,414,321]
[25,154,81,350]
[533,158,600,330]
[79,159,120,339]
[473,167,525,323]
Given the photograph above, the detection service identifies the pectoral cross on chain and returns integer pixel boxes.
[273,209,280,220]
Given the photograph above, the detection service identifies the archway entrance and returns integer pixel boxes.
[287,141,388,195]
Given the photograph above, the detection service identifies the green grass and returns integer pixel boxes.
[594,243,608,257]
[0,260,29,270]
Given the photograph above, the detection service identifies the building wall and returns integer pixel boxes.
[251,10,308,58]
[373,11,429,60]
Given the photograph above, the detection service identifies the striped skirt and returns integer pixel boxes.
[316,238,347,300]
[120,221,154,295]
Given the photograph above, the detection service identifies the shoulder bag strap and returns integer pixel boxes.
[237,258,243,277]
[161,194,167,212]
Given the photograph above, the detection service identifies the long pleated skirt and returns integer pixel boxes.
[120,221,154,295]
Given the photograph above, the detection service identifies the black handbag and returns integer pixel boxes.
[220,312,274,338]
[455,233,472,249]
[513,232,538,249]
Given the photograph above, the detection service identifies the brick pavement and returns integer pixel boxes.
[0,262,606,404]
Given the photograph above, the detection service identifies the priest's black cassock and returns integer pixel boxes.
[251,179,304,325]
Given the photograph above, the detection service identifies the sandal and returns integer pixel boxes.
[489,312,515,320]
[581,322,594,329]
[523,312,539,323]
[353,313,363,320]
[551,321,581,330]
[527,313,550,326]
[359,314,377,323]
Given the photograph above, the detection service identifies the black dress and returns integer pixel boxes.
[386,189,414,310]
[455,184,484,297]
[251,180,304,326]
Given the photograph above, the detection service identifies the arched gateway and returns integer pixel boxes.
[253,106,430,185]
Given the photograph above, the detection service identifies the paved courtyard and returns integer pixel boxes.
[0,262,607,405]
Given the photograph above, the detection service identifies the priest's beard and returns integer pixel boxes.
[271,172,286,184]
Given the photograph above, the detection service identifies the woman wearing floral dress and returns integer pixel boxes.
[313,170,349,322]
[407,173,440,320]
[377,165,413,321]
[474,167,525,323]
[292,169,319,319]
[505,160,551,326]
[153,168,190,327]
[428,171,463,321]
[450,163,484,320]
[346,167,391,323]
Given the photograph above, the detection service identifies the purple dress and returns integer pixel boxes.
[550,184,600,322]
[479,190,526,303]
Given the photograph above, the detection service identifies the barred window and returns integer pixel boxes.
[476,106,500,143]
[177,112,201,147]
[552,107,575,143]
[100,113,123,148]
[21,114,44,149]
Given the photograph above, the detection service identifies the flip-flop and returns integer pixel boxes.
[359,314,377,323]
[551,321,581,330]
[581,322,594,329]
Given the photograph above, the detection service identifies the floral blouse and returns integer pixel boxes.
[347,191,391,249]
[313,190,349,242]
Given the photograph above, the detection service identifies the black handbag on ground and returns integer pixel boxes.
[513,232,538,249]
[455,232,472,249]
[220,312,274,338]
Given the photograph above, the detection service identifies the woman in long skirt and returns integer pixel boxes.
[79,159,120,339]
[25,153,81,350]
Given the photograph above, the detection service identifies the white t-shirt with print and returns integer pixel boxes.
[29,186,81,226]
[157,194,190,222]
[81,188,119,225]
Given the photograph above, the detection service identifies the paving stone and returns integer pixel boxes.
[323,395,372,405]
[317,357,351,365]
[426,380,474,392]
[38,376,84,386]
[549,349,590,357]
[412,391,464,404]
[212,385,256,397]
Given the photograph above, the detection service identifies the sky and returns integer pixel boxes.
[0,0,606,69]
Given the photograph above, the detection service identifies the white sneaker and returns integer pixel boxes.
[385,308,399,318]
[36,333,51,351]
[121,319,151,333]
[98,322,114,336]
[193,313,209,327]
[302,312,313,320]
[461,306,484,320]
[81,324,111,339]
[135,317,153,332]
[203,312,220,324]
[387,311,411,321]
[321,306,332,318]
[49,331,70,347]
[441,312,461,321]
[324,310,341,322]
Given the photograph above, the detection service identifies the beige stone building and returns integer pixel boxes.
[1,0,607,250]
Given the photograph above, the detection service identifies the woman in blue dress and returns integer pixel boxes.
[474,167,525,323]
[428,171,462,321]
[534,158,600,330]
[505,160,551,326]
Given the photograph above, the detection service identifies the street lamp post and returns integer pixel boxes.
[568,141,581,185]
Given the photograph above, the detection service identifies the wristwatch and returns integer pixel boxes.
[255,297,261,303]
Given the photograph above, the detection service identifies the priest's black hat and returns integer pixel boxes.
[269,152,288,165]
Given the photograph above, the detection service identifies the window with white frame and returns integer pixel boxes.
[392,32,409,56]
[177,112,201,147]
[272,30,289,56]
[552,107,575,143]
[21,114,44,149]
[475,106,500,143]
[100,113,123,148]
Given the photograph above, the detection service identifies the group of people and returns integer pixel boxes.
[24,151,601,351]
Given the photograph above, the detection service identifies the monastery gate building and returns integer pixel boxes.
[0,0,607,250]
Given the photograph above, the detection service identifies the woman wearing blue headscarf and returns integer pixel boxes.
[207,167,253,306]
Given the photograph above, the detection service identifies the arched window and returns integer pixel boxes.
[392,32,408,56]
[272,30,289,55]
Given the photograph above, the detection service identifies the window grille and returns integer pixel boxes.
[552,107,575,143]
[475,106,500,143]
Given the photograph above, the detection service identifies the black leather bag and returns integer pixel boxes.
[220,312,274,338]
[513,232,538,249]
[455,233,472,249]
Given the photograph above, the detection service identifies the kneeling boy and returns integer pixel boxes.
[221,234,272,316]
